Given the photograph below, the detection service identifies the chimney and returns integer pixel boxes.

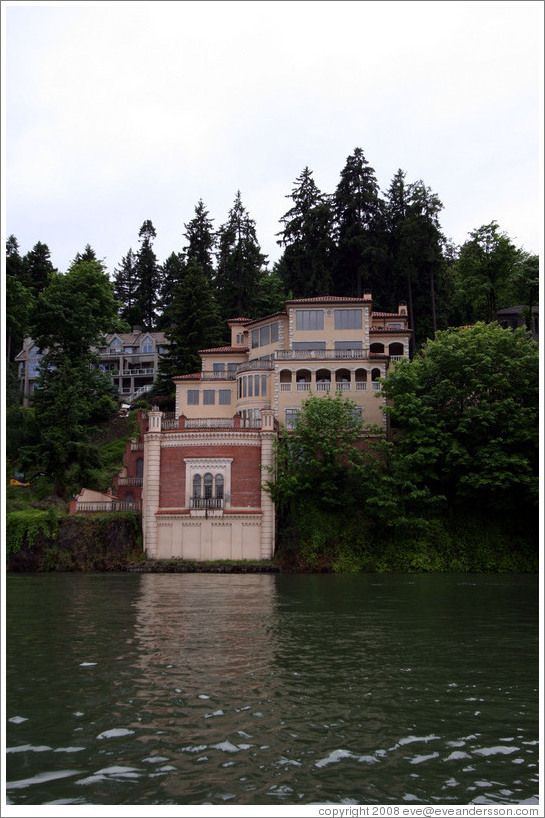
[363,290,372,300]
[398,301,408,316]
[132,325,142,333]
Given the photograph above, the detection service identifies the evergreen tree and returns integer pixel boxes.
[276,167,334,297]
[134,220,161,329]
[215,192,267,318]
[22,241,57,297]
[157,252,186,329]
[183,199,216,281]
[383,169,411,311]
[332,148,382,298]
[453,222,520,323]
[155,260,224,394]
[71,244,97,265]
[113,248,140,326]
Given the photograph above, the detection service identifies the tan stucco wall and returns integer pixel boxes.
[155,514,265,560]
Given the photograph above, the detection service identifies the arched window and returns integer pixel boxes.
[204,473,213,499]
[193,474,202,499]
[215,474,224,500]
[136,458,144,478]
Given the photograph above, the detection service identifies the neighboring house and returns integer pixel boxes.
[96,328,168,403]
[107,293,412,562]
[496,305,539,341]
[15,328,169,406]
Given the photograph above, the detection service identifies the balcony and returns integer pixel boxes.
[186,418,236,428]
[75,500,141,512]
[190,497,224,510]
[276,348,369,361]
[201,370,237,381]
[117,476,143,486]
[237,358,274,373]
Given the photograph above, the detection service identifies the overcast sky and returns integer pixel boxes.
[2,0,543,280]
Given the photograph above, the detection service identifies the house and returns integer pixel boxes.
[15,328,168,406]
[112,293,411,561]
[496,305,539,341]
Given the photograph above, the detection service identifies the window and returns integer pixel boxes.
[254,374,260,396]
[213,363,225,373]
[110,339,122,354]
[227,363,237,374]
[204,473,213,499]
[203,390,215,405]
[260,325,270,346]
[248,375,253,397]
[285,409,299,429]
[136,458,144,478]
[236,333,244,344]
[215,474,224,500]
[292,341,326,351]
[270,322,279,343]
[187,390,199,405]
[251,329,259,348]
[334,309,362,330]
[124,347,133,354]
[193,474,202,498]
[296,309,323,330]
[141,338,153,353]
[219,389,231,405]
[261,374,267,396]
[335,341,362,357]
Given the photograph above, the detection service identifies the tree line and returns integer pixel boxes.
[5,146,539,502]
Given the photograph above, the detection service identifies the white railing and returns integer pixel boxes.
[186,418,235,428]
[75,501,141,512]
[121,368,155,376]
[355,382,367,391]
[335,382,351,391]
[389,356,404,363]
[117,477,143,486]
[372,382,382,391]
[280,383,292,391]
[127,385,153,403]
[316,382,331,391]
[296,382,311,391]
[276,348,368,361]
[200,371,237,381]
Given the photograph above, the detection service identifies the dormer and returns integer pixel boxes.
[227,317,251,348]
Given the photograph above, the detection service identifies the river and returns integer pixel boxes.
[5,572,540,806]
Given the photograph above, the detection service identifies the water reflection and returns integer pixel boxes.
[6,573,539,806]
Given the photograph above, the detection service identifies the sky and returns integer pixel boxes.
[2,0,543,280]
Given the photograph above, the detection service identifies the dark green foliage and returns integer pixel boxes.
[276,167,334,297]
[27,259,122,494]
[381,322,539,514]
[21,241,57,296]
[113,248,140,326]
[7,513,142,572]
[155,259,224,394]
[452,222,520,323]
[215,191,268,318]
[135,220,162,329]
[332,147,382,298]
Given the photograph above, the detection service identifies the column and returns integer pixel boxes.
[142,408,162,558]
[260,410,276,559]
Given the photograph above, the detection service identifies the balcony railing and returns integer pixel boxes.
[236,358,274,373]
[75,500,141,512]
[190,497,224,510]
[296,382,311,391]
[201,370,237,380]
[186,418,236,428]
[276,348,369,361]
[117,476,143,486]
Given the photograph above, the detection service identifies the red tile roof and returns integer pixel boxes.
[199,346,249,354]
[286,296,370,305]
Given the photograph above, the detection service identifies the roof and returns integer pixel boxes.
[173,373,201,381]
[244,311,287,327]
[227,317,252,324]
[286,295,370,305]
[198,346,249,354]
[101,331,168,345]
[496,305,539,315]
[372,311,403,318]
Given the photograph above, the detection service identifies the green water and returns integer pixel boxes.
[5,573,539,805]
